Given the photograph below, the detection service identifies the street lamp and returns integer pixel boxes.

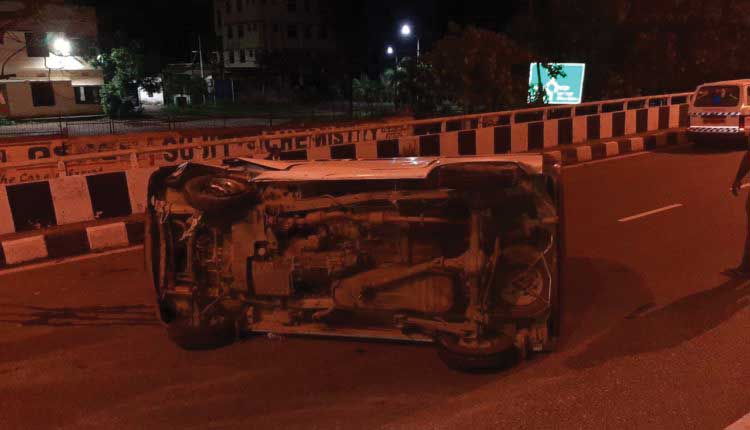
[386,45,398,63]
[400,23,419,58]
[52,37,72,56]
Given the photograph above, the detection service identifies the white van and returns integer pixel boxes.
[688,79,750,144]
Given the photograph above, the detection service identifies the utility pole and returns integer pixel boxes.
[198,35,206,104]
[198,35,205,79]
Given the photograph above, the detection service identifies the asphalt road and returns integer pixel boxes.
[2,144,750,430]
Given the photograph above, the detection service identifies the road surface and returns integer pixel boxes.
[2,144,750,430]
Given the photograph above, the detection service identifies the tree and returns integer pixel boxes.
[393,57,445,116]
[90,46,144,117]
[426,26,532,112]
[162,72,206,105]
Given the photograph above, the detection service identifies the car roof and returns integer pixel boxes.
[239,155,544,181]
[698,79,750,86]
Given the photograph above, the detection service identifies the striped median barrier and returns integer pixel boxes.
[0,128,688,270]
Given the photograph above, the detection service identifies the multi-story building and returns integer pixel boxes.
[213,0,336,70]
[0,0,103,118]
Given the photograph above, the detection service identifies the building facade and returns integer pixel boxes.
[213,0,336,70]
[0,1,103,119]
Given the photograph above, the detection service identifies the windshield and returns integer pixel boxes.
[693,85,741,107]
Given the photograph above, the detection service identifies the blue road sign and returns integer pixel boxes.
[528,63,586,104]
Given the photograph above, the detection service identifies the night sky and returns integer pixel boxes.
[83,0,526,74]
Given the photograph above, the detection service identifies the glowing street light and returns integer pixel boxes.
[386,44,398,64]
[399,23,419,58]
[52,37,72,56]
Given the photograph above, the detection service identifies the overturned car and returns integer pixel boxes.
[145,154,564,370]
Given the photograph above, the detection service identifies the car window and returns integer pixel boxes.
[693,85,740,107]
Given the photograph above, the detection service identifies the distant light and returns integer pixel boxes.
[386,45,394,55]
[400,24,411,37]
[52,37,72,56]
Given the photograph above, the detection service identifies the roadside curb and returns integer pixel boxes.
[542,129,687,166]
[0,216,145,271]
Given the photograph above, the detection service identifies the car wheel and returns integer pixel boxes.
[166,316,236,350]
[183,175,257,213]
[435,333,517,372]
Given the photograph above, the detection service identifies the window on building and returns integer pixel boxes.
[229,50,235,63]
[227,25,233,39]
[288,0,296,12]
[304,25,312,39]
[30,82,55,107]
[318,25,328,40]
[238,24,244,38]
[288,24,298,39]
[74,86,101,105]
[239,49,246,63]
[236,0,243,12]
[25,32,49,58]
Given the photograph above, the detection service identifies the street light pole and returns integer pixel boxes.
[198,35,205,79]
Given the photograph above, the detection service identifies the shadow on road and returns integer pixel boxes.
[565,277,750,369]
[0,303,159,327]
[558,257,650,351]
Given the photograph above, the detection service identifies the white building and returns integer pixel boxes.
[214,0,336,70]
[0,1,103,118]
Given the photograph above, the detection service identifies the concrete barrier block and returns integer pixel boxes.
[576,146,592,162]
[2,235,48,265]
[0,186,14,235]
[356,141,378,159]
[86,222,129,251]
[647,107,660,131]
[511,123,529,153]
[48,175,94,225]
[669,105,680,128]
[572,116,587,143]
[398,137,419,156]
[440,132,459,157]
[604,141,619,157]
[625,110,637,135]
[126,167,157,215]
[600,113,613,139]
[307,144,330,161]
[630,137,644,152]
[476,127,494,155]
[544,120,558,148]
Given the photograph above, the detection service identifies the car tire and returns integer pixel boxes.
[183,175,257,213]
[435,334,517,372]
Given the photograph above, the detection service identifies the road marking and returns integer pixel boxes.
[618,204,683,223]
[725,411,750,429]
[0,245,143,277]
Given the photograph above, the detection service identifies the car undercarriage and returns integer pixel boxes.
[146,156,562,370]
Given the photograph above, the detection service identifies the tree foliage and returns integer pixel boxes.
[509,0,750,99]
[427,26,531,112]
[90,46,144,117]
